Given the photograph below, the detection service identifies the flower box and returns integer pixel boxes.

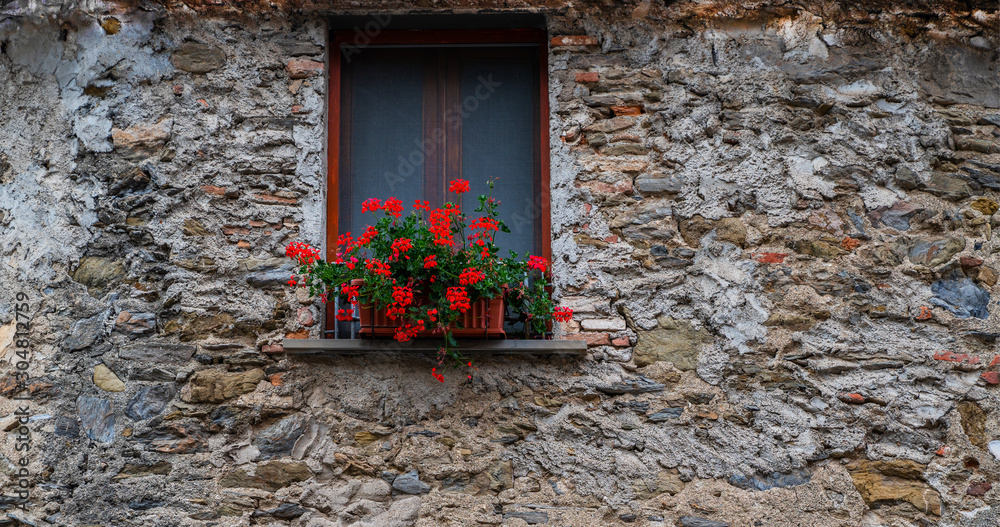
[358,294,506,339]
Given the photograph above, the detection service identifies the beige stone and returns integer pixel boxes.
[633,317,711,369]
[714,217,747,247]
[181,368,264,403]
[93,364,126,392]
[958,401,987,450]
[847,460,940,515]
[73,257,126,297]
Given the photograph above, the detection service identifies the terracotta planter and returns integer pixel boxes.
[351,279,506,339]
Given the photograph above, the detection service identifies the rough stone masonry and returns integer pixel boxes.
[0,0,999,526]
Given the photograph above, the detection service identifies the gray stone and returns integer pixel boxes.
[125,384,176,421]
[65,312,107,351]
[894,166,920,190]
[119,343,196,364]
[503,511,549,524]
[245,264,296,289]
[131,367,176,382]
[636,173,684,194]
[907,237,965,267]
[925,172,974,201]
[54,416,79,438]
[114,311,157,338]
[596,375,665,395]
[254,414,306,459]
[171,42,226,74]
[647,408,683,422]
[392,470,431,494]
[77,395,114,443]
[251,503,307,519]
[278,40,322,57]
[931,277,990,319]
[729,468,812,491]
[680,517,729,527]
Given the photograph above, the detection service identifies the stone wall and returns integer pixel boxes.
[1,1,999,526]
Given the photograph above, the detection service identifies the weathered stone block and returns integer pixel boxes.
[633,317,711,369]
[172,42,226,73]
[181,368,264,403]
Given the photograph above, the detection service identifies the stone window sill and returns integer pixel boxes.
[282,338,587,356]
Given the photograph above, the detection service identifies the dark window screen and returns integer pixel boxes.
[339,46,541,258]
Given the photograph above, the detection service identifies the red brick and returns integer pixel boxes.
[249,220,267,228]
[236,240,250,249]
[611,337,630,347]
[754,252,788,264]
[960,256,984,269]
[285,330,309,339]
[551,35,599,47]
[840,236,860,251]
[935,445,948,456]
[253,193,298,205]
[286,59,324,79]
[201,184,226,196]
[915,306,933,320]
[611,105,643,116]
[262,344,284,354]
[933,351,980,365]
[603,235,619,243]
[838,393,865,404]
[291,105,307,114]
[565,332,611,347]
[980,371,999,385]
[989,355,1000,369]
[575,72,599,83]
[222,226,251,236]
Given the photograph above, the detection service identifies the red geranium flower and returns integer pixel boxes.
[383,197,404,219]
[361,198,382,213]
[423,255,438,269]
[527,255,548,272]
[553,306,574,323]
[449,179,470,194]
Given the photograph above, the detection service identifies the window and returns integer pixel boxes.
[325,27,551,336]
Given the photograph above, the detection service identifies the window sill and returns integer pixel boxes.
[282,338,587,356]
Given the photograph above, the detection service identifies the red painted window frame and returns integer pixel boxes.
[325,28,552,334]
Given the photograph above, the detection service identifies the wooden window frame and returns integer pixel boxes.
[325,28,552,335]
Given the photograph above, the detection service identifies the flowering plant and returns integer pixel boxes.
[285,178,573,381]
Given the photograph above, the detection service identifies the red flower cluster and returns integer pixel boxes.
[414,199,430,211]
[365,258,391,277]
[358,225,379,245]
[336,308,353,321]
[394,320,425,342]
[423,255,438,269]
[527,255,548,272]
[459,267,485,286]
[286,241,321,266]
[553,306,574,323]
[391,238,413,260]
[449,179,470,194]
[361,198,381,213]
[431,367,445,383]
[429,204,460,247]
[469,217,499,232]
[392,285,414,307]
[446,287,471,313]
[383,197,404,219]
